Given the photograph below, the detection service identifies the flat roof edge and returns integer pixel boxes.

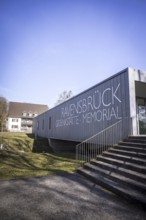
[49,67,129,110]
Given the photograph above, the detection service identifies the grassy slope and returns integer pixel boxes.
[0,133,76,180]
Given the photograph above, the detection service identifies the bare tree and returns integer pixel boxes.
[0,97,8,132]
[55,90,73,106]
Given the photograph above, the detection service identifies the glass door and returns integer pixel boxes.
[137,98,146,134]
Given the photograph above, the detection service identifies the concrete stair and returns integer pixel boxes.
[77,135,146,209]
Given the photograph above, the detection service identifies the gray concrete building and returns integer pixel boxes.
[32,67,146,151]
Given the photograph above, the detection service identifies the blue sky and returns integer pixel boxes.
[0,0,146,108]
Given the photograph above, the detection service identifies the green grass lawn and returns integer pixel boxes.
[0,133,77,180]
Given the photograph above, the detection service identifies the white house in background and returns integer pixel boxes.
[7,102,48,132]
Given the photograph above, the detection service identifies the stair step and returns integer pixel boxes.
[109,148,146,159]
[114,144,146,154]
[90,159,146,183]
[128,135,146,140]
[124,138,146,144]
[119,141,146,148]
[97,155,146,174]
[103,152,146,165]
[77,168,146,209]
[77,135,146,210]
[84,163,146,193]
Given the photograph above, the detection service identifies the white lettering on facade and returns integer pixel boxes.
[112,83,121,104]
[56,83,122,127]
[102,88,111,106]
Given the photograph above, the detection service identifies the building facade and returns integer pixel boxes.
[7,102,48,132]
[32,68,146,151]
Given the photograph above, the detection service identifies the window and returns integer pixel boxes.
[12,119,18,122]
[37,121,39,130]
[22,112,27,116]
[42,119,44,130]
[12,125,18,128]
[49,117,51,130]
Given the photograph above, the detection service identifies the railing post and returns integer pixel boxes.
[76,117,133,168]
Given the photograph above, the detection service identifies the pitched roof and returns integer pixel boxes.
[8,102,48,118]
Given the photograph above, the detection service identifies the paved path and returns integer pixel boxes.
[0,173,145,220]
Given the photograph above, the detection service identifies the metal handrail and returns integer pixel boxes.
[76,117,132,168]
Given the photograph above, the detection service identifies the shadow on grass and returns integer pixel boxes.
[0,133,76,179]
[0,150,76,176]
[0,134,33,152]
[0,133,53,153]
